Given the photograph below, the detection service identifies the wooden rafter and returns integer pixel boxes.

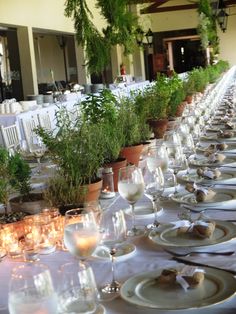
[140,0,236,14]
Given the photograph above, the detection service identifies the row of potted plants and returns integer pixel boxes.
[0,60,229,215]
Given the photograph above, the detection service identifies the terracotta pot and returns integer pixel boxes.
[10,193,49,215]
[105,158,127,192]
[57,179,102,215]
[119,144,143,167]
[147,119,168,139]
[185,95,193,104]
[175,101,187,117]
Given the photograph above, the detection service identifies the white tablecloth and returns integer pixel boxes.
[1,187,236,314]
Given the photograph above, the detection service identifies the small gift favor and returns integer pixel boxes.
[225,122,235,130]
[195,188,216,202]
[218,130,234,138]
[185,183,216,202]
[206,152,226,163]
[156,266,205,291]
[175,219,216,239]
[196,167,221,179]
[215,143,228,151]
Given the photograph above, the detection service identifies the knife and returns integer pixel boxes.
[172,256,236,275]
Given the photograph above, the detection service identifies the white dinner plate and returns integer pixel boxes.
[171,188,236,207]
[189,155,236,168]
[177,169,236,185]
[124,204,163,219]
[93,243,136,261]
[148,220,236,249]
[120,267,236,310]
[201,134,236,143]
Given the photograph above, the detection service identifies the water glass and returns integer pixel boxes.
[8,263,58,314]
[58,261,99,314]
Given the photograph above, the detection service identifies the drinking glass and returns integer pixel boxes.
[146,144,169,173]
[63,209,100,262]
[144,166,164,228]
[58,261,99,314]
[29,135,46,174]
[8,263,58,314]
[118,165,144,236]
[99,210,127,295]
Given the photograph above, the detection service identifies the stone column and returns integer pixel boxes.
[17,26,38,98]
[74,41,91,84]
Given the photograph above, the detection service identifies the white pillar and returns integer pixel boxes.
[74,41,91,84]
[111,45,123,81]
[132,47,146,80]
[17,26,38,98]
[167,41,174,71]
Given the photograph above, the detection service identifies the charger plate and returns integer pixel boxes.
[189,155,236,168]
[177,169,236,185]
[201,134,236,143]
[124,204,163,219]
[120,267,236,310]
[170,188,236,207]
[148,220,236,249]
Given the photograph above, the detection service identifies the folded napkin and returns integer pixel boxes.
[185,183,216,202]
[173,219,216,239]
[196,167,221,179]
[156,265,205,291]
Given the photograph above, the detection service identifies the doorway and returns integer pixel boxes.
[171,39,206,73]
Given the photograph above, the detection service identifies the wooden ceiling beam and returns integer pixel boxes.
[140,0,236,14]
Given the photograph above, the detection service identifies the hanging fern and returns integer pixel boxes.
[65,0,138,74]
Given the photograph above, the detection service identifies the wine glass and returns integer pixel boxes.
[28,135,47,175]
[144,166,165,229]
[8,263,57,314]
[63,209,100,263]
[99,210,127,296]
[118,165,144,236]
[58,261,100,314]
[146,144,169,174]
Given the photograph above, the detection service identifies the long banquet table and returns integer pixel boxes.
[2,71,236,313]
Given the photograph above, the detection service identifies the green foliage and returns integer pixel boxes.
[197,0,219,55]
[118,96,142,147]
[0,147,31,205]
[64,0,138,74]
[183,73,196,96]
[167,73,185,117]
[81,89,118,124]
[81,88,123,163]
[8,153,31,199]
[189,67,209,93]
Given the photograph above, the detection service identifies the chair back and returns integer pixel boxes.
[38,112,52,131]
[0,124,20,150]
[21,116,40,147]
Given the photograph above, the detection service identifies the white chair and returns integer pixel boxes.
[21,115,40,148]
[0,124,21,151]
[37,112,52,131]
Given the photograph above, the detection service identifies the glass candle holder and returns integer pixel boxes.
[100,167,116,199]
[1,225,22,258]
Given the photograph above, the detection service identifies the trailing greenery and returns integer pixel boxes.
[64,0,138,74]
[197,0,219,55]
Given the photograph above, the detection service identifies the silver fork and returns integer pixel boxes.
[165,249,235,257]
[181,204,236,213]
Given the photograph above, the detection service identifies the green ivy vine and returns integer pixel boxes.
[65,0,139,75]
[197,0,219,55]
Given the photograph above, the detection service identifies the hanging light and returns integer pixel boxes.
[217,0,229,32]
[135,27,145,47]
[145,28,154,47]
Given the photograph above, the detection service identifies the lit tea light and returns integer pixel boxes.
[100,167,116,199]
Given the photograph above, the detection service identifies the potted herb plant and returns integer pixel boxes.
[146,74,172,138]
[167,73,186,118]
[36,106,105,212]
[80,89,126,191]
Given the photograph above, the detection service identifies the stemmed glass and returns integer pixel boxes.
[28,135,47,175]
[63,209,100,263]
[146,144,169,174]
[118,165,144,236]
[99,210,127,296]
[144,166,165,229]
